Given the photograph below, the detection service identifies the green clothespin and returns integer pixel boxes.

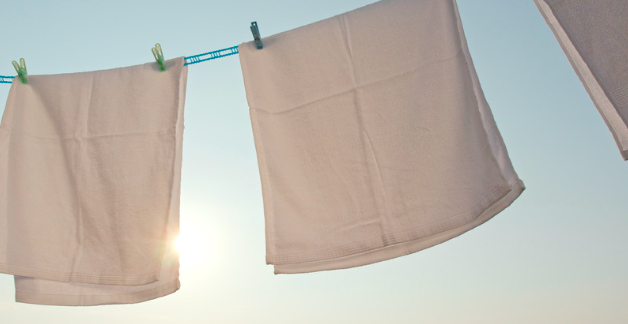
[151,43,166,71]
[11,58,27,84]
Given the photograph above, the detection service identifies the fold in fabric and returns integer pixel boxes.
[0,58,188,305]
[535,0,628,160]
[239,0,525,274]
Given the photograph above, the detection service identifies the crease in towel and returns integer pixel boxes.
[250,49,466,115]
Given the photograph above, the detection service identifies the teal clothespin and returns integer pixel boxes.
[152,43,166,71]
[250,22,263,49]
[11,58,27,84]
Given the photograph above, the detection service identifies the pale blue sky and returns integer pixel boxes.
[1,0,627,323]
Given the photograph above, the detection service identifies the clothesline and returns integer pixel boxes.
[185,45,239,65]
[0,45,241,84]
[1,21,262,85]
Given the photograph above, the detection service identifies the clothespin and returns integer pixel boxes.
[152,43,166,71]
[250,22,263,49]
[11,58,27,84]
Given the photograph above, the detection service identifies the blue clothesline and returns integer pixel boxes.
[0,45,241,84]
[0,76,14,84]
[184,45,239,65]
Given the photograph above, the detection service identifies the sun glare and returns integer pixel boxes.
[173,220,210,271]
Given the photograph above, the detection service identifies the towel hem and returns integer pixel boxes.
[273,179,524,274]
[16,279,180,306]
[241,45,278,262]
[0,264,159,286]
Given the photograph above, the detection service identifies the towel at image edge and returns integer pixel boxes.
[0,57,187,305]
[535,0,628,160]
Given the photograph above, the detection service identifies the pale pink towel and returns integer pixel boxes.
[0,58,187,305]
[535,0,628,160]
[240,0,525,274]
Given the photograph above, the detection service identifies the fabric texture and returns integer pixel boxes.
[0,57,188,305]
[239,0,525,274]
[535,0,628,160]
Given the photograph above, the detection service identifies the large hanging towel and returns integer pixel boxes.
[535,0,628,160]
[0,58,188,305]
[239,0,525,274]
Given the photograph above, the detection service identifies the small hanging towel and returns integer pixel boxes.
[239,0,525,274]
[535,0,628,160]
[0,57,188,305]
